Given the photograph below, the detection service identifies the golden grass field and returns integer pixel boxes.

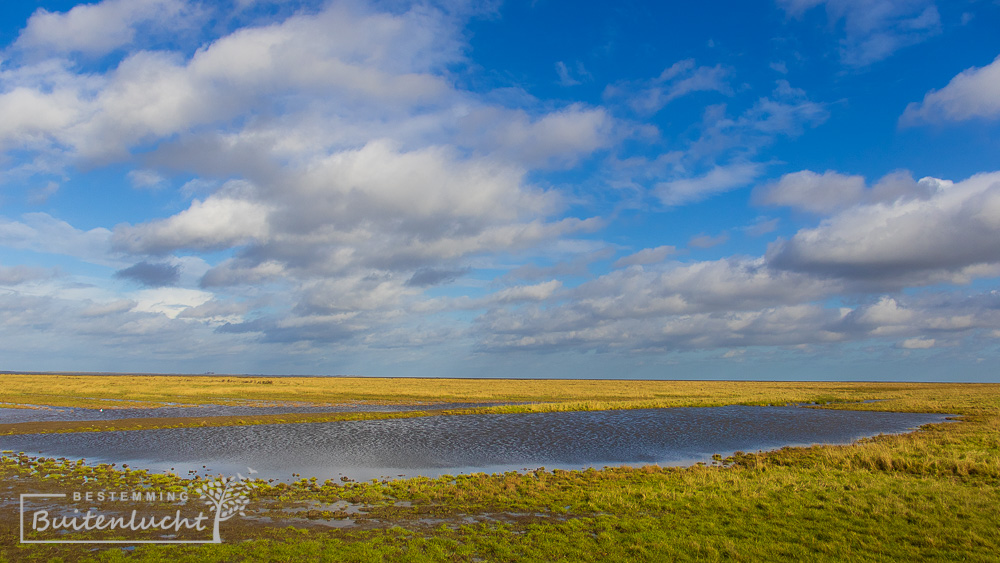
[3,373,996,414]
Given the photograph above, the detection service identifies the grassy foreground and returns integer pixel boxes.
[0,376,998,561]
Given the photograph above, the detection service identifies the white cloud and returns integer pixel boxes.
[755,169,935,214]
[901,54,1000,125]
[767,171,1000,285]
[459,105,616,168]
[3,1,994,369]
[492,280,562,304]
[113,195,271,254]
[572,257,840,319]
[475,302,848,353]
[200,260,286,288]
[0,1,465,162]
[900,337,935,349]
[473,265,1000,354]
[656,162,762,206]
[15,0,192,56]
[131,287,213,319]
[755,170,867,213]
[613,246,677,268]
[0,85,87,152]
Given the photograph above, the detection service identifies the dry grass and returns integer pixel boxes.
[2,373,996,413]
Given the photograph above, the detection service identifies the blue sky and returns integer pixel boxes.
[0,0,999,380]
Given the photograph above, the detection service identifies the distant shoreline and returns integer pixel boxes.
[0,370,985,383]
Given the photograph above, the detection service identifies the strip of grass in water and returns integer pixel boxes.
[0,382,997,561]
[3,373,998,411]
[0,407,489,436]
[0,396,973,436]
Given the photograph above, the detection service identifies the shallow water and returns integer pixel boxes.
[0,401,506,424]
[0,405,951,481]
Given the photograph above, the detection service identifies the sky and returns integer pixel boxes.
[0,0,998,381]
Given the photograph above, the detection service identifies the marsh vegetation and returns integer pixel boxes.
[0,375,997,561]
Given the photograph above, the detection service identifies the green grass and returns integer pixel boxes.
[0,377,998,561]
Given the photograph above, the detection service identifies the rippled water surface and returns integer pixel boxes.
[0,406,951,481]
[0,402,505,423]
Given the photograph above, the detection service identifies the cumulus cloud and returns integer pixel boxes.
[0,1,466,162]
[474,267,1000,354]
[459,105,616,168]
[176,299,248,324]
[3,0,994,369]
[835,294,995,339]
[112,195,271,254]
[475,302,849,353]
[14,0,193,56]
[0,289,261,371]
[573,258,839,318]
[778,0,941,66]
[767,171,1000,285]
[756,169,935,214]
[755,170,867,213]
[901,54,1000,125]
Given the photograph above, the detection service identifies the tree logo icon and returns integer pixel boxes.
[193,474,255,543]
